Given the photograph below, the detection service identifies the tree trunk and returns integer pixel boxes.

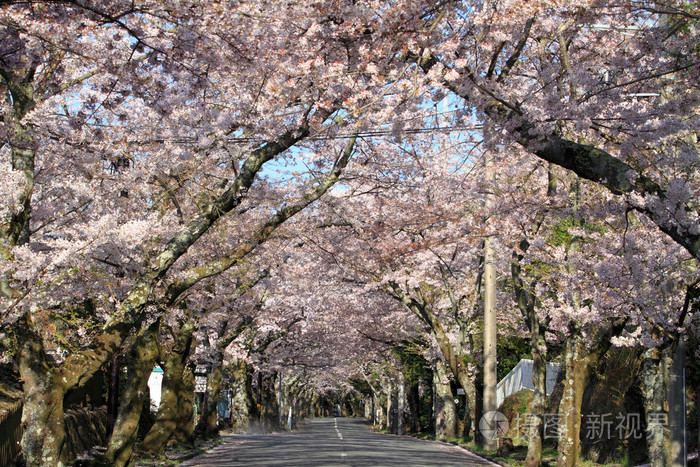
[557,332,599,467]
[641,345,673,467]
[17,313,69,467]
[525,336,547,467]
[20,372,68,466]
[16,115,331,465]
[229,359,254,432]
[140,319,196,455]
[512,239,548,466]
[408,383,420,433]
[388,282,476,435]
[172,362,196,445]
[105,321,160,467]
[278,375,285,428]
[376,392,387,429]
[386,381,394,434]
[435,360,457,440]
[195,361,223,438]
[259,374,279,431]
[106,353,120,437]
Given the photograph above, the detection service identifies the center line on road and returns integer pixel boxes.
[334,418,345,448]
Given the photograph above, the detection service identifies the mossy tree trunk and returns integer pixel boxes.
[555,316,628,467]
[228,360,254,432]
[195,313,253,438]
[13,112,336,466]
[387,282,476,436]
[408,383,420,433]
[512,238,550,467]
[197,364,222,437]
[140,319,196,456]
[259,373,279,431]
[172,362,196,445]
[376,391,387,429]
[106,353,120,437]
[526,336,547,466]
[434,360,457,440]
[385,381,394,433]
[2,68,64,466]
[105,321,160,467]
[556,332,600,467]
[641,345,673,467]
[17,313,69,467]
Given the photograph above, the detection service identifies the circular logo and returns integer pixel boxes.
[479,411,509,440]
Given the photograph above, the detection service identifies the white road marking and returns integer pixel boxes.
[334,418,346,458]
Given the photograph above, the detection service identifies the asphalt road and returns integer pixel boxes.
[180,417,499,466]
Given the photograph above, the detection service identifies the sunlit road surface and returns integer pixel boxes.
[180,417,499,466]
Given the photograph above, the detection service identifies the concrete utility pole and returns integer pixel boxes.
[398,372,405,436]
[669,338,687,467]
[483,234,498,451]
[482,151,498,451]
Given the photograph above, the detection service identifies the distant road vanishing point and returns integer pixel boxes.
[180,417,499,466]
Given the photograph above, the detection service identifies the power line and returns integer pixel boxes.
[144,124,483,146]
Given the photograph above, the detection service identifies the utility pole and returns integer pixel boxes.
[483,235,498,450]
[482,154,498,451]
[398,372,405,436]
[669,338,686,467]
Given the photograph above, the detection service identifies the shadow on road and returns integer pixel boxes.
[180,417,497,466]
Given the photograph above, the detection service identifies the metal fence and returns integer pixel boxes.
[496,359,561,408]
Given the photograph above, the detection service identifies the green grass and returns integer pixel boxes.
[401,432,632,467]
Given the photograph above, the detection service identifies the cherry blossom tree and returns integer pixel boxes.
[1,2,697,465]
[407,0,699,259]
[0,2,437,464]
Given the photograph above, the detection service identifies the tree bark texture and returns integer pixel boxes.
[140,320,196,455]
[385,381,394,434]
[17,313,69,467]
[641,346,673,467]
[106,353,121,437]
[259,374,279,432]
[228,362,254,433]
[556,333,600,467]
[525,337,547,467]
[195,364,222,438]
[388,282,476,435]
[434,360,457,440]
[172,362,196,445]
[104,321,160,467]
[512,241,548,467]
